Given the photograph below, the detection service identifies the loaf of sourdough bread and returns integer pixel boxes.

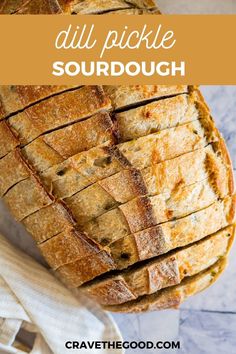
[0,0,235,313]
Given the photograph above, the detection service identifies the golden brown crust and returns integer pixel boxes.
[43,111,115,159]
[84,277,137,304]
[70,0,157,14]
[22,112,116,172]
[83,226,234,305]
[118,118,214,170]
[121,195,155,232]
[23,202,76,243]
[22,137,64,172]
[99,168,147,204]
[228,194,236,224]
[116,89,203,142]
[104,258,227,312]
[56,250,115,287]
[0,149,31,196]
[0,86,76,119]
[0,0,159,15]
[0,97,7,121]
[212,139,235,196]
[3,175,52,221]
[4,88,210,186]
[39,228,101,269]
[0,121,19,158]
[104,85,188,110]
[0,0,62,14]
[0,83,234,294]
[65,161,221,227]
[142,144,223,196]
[119,178,219,233]
[80,142,229,232]
[65,183,119,224]
[8,86,111,145]
[40,143,123,198]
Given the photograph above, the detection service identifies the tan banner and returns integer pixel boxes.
[0,15,235,84]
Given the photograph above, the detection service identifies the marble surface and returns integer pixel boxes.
[179,310,236,354]
[157,0,236,14]
[1,86,235,353]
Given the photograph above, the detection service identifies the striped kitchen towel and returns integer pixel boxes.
[0,233,123,354]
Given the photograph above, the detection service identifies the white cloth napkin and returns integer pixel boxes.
[0,233,123,354]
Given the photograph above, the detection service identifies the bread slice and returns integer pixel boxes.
[0,121,19,158]
[0,86,77,119]
[70,0,157,14]
[66,183,119,224]
[116,89,206,141]
[3,175,52,221]
[104,85,188,110]
[55,196,235,287]
[22,111,116,171]
[0,149,31,197]
[39,228,103,269]
[142,140,233,198]
[56,251,116,287]
[82,226,234,305]
[104,258,227,312]
[23,202,76,243]
[21,137,65,172]
[8,86,111,144]
[40,143,125,198]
